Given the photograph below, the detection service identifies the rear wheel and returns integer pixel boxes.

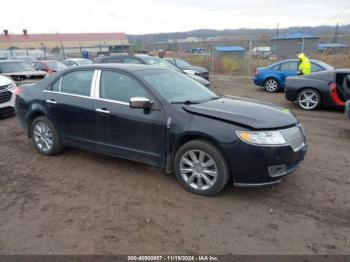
[31,116,64,155]
[264,78,280,92]
[297,89,321,110]
[174,139,230,196]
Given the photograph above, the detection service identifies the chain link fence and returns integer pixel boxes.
[1,35,350,77]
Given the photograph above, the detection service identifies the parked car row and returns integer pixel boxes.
[93,54,210,87]
[253,59,350,113]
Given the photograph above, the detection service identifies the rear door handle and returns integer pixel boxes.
[96,108,110,114]
[46,99,57,104]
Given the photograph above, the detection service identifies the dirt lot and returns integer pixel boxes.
[0,76,350,255]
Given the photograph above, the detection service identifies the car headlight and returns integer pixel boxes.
[184,69,199,75]
[7,82,17,91]
[236,130,287,145]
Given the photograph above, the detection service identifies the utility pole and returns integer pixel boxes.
[334,22,339,43]
[248,39,253,79]
[301,37,305,53]
[211,42,215,74]
[276,22,279,39]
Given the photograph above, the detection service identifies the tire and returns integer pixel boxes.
[174,139,230,196]
[297,89,321,111]
[31,116,64,155]
[264,78,280,92]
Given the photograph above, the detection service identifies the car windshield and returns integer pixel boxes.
[46,61,67,71]
[76,59,92,65]
[0,61,35,73]
[175,58,192,67]
[140,70,218,104]
[140,57,181,71]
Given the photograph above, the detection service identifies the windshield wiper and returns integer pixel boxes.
[171,100,200,105]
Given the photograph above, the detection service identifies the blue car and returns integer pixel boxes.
[254,59,334,92]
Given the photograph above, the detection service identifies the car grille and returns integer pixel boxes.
[280,125,305,152]
[0,84,10,92]
[0,91,12,104]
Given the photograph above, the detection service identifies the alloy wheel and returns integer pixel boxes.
[33,121,53,152]
[298,90,319,110]
[180,150,218,191]
[265,79,278,92]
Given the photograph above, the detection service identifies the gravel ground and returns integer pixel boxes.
[0,75,349,255]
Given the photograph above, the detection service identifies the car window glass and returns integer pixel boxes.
[60,70,94,96]
[106,57,122,63]
[271,64,280,70]
[311,63,323,72]
[280,62,298,71]
[51,77,61,92]
[124,57,143,64]
[100,71,147,103]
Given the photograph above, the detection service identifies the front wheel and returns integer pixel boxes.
[297,89,321,110]
[31,116,64,155]
[174,139,230,196]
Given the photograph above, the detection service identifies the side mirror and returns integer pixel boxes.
[129,97,153,109]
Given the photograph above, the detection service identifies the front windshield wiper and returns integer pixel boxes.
[171,100,200,105]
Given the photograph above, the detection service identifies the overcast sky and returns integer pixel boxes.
[1,0,350,34]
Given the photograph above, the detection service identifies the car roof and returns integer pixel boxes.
[70,63,170,73]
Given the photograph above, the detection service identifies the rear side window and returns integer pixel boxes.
[311,63,323,72]
[280,62,298,71]
[100,71,147,103]
[60,70,94,96]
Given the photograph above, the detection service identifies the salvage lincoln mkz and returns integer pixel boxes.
[15,64,307,196]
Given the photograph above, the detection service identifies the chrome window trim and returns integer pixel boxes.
[43,90,93,99]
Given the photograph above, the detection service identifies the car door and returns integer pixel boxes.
[44,69,97,147]
[279,61,298,86]
[93,70,166,165]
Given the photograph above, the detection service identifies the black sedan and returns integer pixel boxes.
[164,57,209,80]
[285,70,350,110]
[15,64,307,196]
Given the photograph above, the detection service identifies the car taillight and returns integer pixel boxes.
[15,87,22,96]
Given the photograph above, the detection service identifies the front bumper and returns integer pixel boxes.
[0,91,15,115]
[224,141,308,186]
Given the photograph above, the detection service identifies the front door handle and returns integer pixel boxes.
[96,108,110,114]
[46,99,57,104]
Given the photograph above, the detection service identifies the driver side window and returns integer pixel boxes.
[99,71,147,103]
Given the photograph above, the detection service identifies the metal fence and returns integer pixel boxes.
[145,35,350,77]
[1,34,350,77]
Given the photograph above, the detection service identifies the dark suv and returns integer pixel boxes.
[15,64,307,196]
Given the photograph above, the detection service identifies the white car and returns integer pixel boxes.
[0,75,16,117]
[62,58,92,67]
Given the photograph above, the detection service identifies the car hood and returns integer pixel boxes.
[182,65,208,73]
[2,71,47,77]
[183,97,298,130]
